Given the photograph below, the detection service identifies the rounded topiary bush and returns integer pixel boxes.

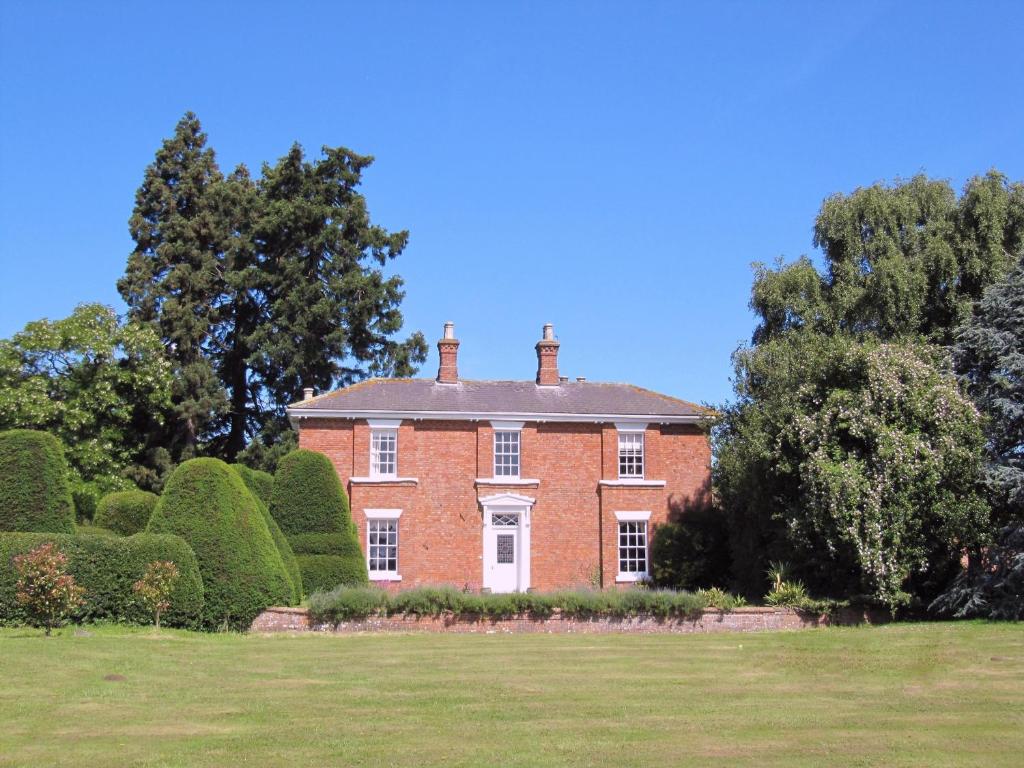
[272,449,367,591]
[231,465,302,604]
[231,464,274,506]
[270,449,351,535]
[147,458,293,629]
[94,490,159,536]
[0,430,75,534]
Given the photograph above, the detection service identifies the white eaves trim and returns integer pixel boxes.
[288,408,703,426]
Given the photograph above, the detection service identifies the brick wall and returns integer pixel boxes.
[251,606,889,634]
[298,416,711,591]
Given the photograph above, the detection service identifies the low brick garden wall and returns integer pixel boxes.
[251,606,885,634]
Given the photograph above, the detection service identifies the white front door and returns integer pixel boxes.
[483,510,526,593]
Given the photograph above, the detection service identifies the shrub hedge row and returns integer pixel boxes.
[148,458,294,629]
[94,490,159,536]
[307,585,749,623]
[0,430,75,534]
[0,531,204,627]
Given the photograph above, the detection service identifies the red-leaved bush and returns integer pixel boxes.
[13,542,86,635]
[132,560,180,630]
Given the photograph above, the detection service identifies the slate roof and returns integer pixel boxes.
[289,379,708,420]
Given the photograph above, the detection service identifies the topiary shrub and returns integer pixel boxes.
[71,481,102,524]
[0,531,204,628]
[94,490,159,536]
[231,464,275,506]
[270,449,352,535]
[231,465,302,604]
[272,449,367,592]
[147,458,293,628]
[0,430,75,534]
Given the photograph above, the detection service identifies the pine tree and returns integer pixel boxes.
[118,113,229,457]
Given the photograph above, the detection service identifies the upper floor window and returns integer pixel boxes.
[494,431,520,478]
[370,427,398,478]
[618,431,644,478]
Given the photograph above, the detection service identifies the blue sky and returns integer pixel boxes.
[1,1,1022,406]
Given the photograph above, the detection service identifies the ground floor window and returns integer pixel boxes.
[365,509,402,579]
[616,512,650,581]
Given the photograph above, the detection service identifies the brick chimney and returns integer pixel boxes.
[436,321,459,384]
[535,323,560,386]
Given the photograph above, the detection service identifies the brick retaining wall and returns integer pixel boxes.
[250,606,885,634]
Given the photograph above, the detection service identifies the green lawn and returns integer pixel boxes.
[0,623,1021,767]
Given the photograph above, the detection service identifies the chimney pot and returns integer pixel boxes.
[303,387,314,401]
[576,376,586,383]
[535,323,561,386]
[436,322,460,384]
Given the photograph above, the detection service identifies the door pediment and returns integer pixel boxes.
[478,492,536,508]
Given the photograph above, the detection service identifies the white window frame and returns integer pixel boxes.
[364,508,402,581]
[615,510,650,582]
[368,419,401,479]
[491,420,524,479]
[616,423,646,479]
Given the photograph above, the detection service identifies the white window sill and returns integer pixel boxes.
[350,477,419,485]
[474,477,540,486]
[368,573,402,582]
[616,572,648,583]
[599,479,666,487]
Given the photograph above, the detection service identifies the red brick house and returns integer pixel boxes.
[288,323,711,593]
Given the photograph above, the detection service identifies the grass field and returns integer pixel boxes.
[0,622,1021,767]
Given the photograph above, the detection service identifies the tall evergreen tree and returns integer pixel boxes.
[118,113,229,457]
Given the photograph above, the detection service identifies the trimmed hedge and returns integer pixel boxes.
[270,449,352,535]
[307,586,749,623]
[232,464,274,507]
[94,490,159,536]
[0,430,75,534]
[271,449,368,591]
[147,458,294,629]
[0,531,204,627]
[231,465,302,603]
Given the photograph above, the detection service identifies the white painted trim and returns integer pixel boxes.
[363,508,403,520]
[614,422,648,433]
[616,572,646,583]
[475,478,540,486]
[490,420,525,430]
[600,479,666,488]
[350,476,419,485]
[615,510,652,522]
[288,408,704,425]
[366,418,401,429]
[478,492,536,507]
[369,573,403,582]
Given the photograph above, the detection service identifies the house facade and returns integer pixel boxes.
[288,323,711,593]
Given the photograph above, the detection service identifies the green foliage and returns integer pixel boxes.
[306,586,748,624]
[0,531,203,628]
[94,490,159,536]
[70,481,101,524]
[715,334,990,609]
[955,255,1024,522]
[931,523,1024,620]
[271,449,367,592]
[0,304,173,487]
[0,430,75,534]
[231,464,274,506]
[752,172,1024,345]
[147,458,293,628]
[13,542,85,635]
[270,449,352,535]
[650,507,731,590]
[118,113,426,461]
[132,560,180,629]
[230,464,302,602]
[764,580,810,608]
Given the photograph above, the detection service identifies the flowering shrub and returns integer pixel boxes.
[132,560,180,629]
[13,542,85,635]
